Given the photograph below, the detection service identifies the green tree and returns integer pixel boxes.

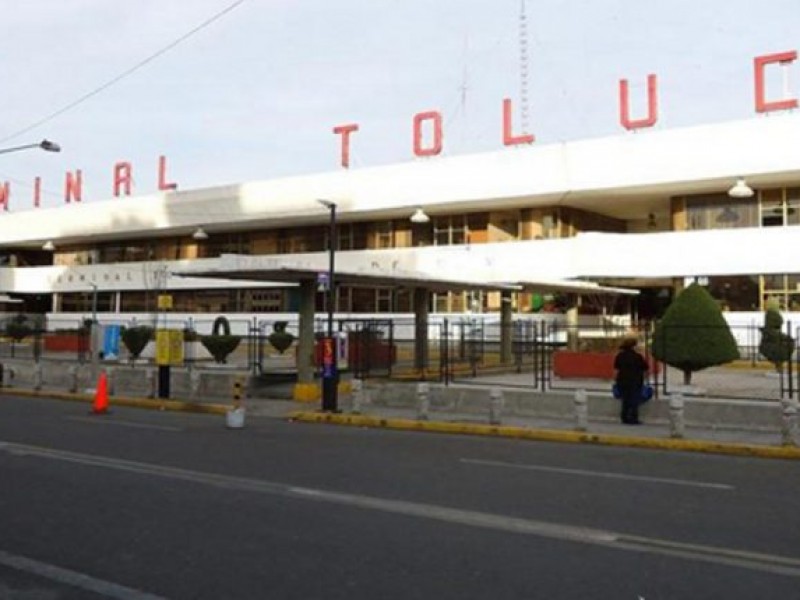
[652,283,739,385]
[758,307,794,372]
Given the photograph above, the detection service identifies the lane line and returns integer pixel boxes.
[65,416,183,432]
[2,441,797,579]
[0,549,166,600]
[460,458,735,490]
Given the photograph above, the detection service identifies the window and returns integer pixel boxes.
[685,193,757,230]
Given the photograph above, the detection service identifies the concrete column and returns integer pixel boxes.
[574,389,588,432]
[296,279,316,384]
[669,393,685,439]
[500,291,513,364]
[351,379,364,414]
[780,397,799,446]
[413,287,430,371]
[416,382,430,420]
[566,299,580,351]
[489,388,504,425]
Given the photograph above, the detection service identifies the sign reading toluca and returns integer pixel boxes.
[332,50,800,168]
[1,51,796,207]
[0,155,177,211]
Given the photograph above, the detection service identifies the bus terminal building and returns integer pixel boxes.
[2,112,800,332]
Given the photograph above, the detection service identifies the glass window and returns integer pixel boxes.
[685,193,757,230]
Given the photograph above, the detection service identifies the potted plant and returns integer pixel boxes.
[267,321,295,354]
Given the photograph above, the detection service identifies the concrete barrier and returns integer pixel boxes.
[361,381,784,432]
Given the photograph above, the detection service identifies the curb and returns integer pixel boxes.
[0,388,230,415]
[288,411,800,460]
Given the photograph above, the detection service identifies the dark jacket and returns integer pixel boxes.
[614,347,648,391]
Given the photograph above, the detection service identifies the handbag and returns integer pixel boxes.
[640,384,654,403]
[612,383,654,402]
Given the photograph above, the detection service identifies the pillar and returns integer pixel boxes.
[500,290,513,364]
[566,297,580,351]
[296,279,316,384]
[414,287,429,371]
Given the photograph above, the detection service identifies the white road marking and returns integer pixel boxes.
[1,440,797,578]
[65,416,182,432]
[0,549,166,600]
[460,457,735,490]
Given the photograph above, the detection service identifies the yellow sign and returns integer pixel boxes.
[157,294,173,310]
[155,329,184,366]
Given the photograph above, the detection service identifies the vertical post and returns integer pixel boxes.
[500,291,513,364]
[90,283,99,384]
[416,382,430,420]
[669,393,685,439]
[780,397,799,446]
[319,200,338,412]
[489,388,504,425]
[574,388,588,431]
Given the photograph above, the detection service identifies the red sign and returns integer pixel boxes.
[332,50,800,167]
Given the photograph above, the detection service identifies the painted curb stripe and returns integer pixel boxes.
[288,411,800,460]
[0,388,229,415]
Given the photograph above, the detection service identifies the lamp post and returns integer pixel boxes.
[317,199,338,412]
[0,139,61,155]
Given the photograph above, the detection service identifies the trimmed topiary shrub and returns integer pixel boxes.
[121,325,154,360]
[5,314,32,342]
[200,316,241,363]
[759,307,794,372]
[652,283,739,385]
[267,321,294,354]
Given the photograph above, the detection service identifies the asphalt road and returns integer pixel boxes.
[0,394,798,599]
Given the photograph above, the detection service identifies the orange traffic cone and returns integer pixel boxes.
[92,371,109,415]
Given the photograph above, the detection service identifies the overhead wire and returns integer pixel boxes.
[0,0,248,145]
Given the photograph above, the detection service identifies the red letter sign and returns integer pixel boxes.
[0,182,9,211]
[502,98,534,145]
[619,74,658,130]
[113,161,132,197]
[64,170,83,203]
[413,111,443,157]
[158,155,177,191]
[333,123,359,168]
[754,51,798,113]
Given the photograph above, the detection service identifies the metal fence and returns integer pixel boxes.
[2,313,799,401]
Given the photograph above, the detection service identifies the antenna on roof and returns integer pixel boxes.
[519,0,531,135]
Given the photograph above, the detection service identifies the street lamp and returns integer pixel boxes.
[0,139,61,155]
[317,198,338,412]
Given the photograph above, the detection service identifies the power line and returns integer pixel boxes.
[0,0,248,145]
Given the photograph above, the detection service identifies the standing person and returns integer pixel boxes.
[614,337,649,425]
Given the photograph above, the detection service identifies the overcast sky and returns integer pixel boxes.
[1,0,798,209]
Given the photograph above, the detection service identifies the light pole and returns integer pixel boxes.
[0,139,61,155]
[317,199,338,412]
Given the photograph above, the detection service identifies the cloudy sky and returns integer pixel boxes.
[0,0,798,209]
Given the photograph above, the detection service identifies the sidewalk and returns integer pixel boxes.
[2,382,799,460]
[275,399,800,460]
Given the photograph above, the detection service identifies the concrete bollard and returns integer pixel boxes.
[780,397,799,446]
[226,378,246,429]
[489,388,504,425]
[68,365,79,393]
[351,378,363,414]
[416,382,430,420]
[669,393,685,439]
[189,369,202,398]
[105,367,115,396]
[573,389,588,432]
[146,369,157,399]
[5,366,15,387]
[33,363,43,391]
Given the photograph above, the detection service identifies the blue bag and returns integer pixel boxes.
[612,383,654,403]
